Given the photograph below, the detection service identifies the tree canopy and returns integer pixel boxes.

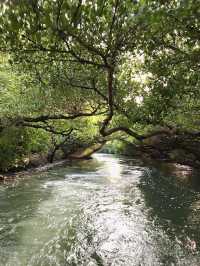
[0,0,200,169]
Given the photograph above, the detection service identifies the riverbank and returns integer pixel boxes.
[0,151,196,184]
[1,132,200,181]
[0,141,105,181]
[112,132,200,169]
[0,158,71,181]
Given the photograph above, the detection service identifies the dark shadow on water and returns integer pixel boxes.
[138,163,200,251]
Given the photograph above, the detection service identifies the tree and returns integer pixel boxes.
[0,0,200,147]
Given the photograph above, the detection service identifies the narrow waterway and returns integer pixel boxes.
[0,154,200,266]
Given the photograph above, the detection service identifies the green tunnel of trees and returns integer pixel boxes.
[0,0,200,171]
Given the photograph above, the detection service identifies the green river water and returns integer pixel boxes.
[0,153,200,266]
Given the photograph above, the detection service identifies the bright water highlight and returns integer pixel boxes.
[0,154,200,265]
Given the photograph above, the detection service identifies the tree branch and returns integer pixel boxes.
[19,108,103,123]
[18,122,74,136]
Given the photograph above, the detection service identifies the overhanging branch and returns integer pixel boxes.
[19,108,104,123]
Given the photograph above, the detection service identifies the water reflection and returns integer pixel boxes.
[139,164,200,263]
[96,155,122,183]
[0,154,200,265]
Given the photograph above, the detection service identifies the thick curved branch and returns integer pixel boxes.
[100,126,176,141]
[19,108,103,123]
[98,66,176,141]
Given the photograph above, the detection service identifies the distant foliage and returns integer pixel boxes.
[0,127,30,171]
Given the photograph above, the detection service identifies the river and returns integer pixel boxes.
[0,153,200,265]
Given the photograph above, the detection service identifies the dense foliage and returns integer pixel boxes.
[0,0,200,170]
